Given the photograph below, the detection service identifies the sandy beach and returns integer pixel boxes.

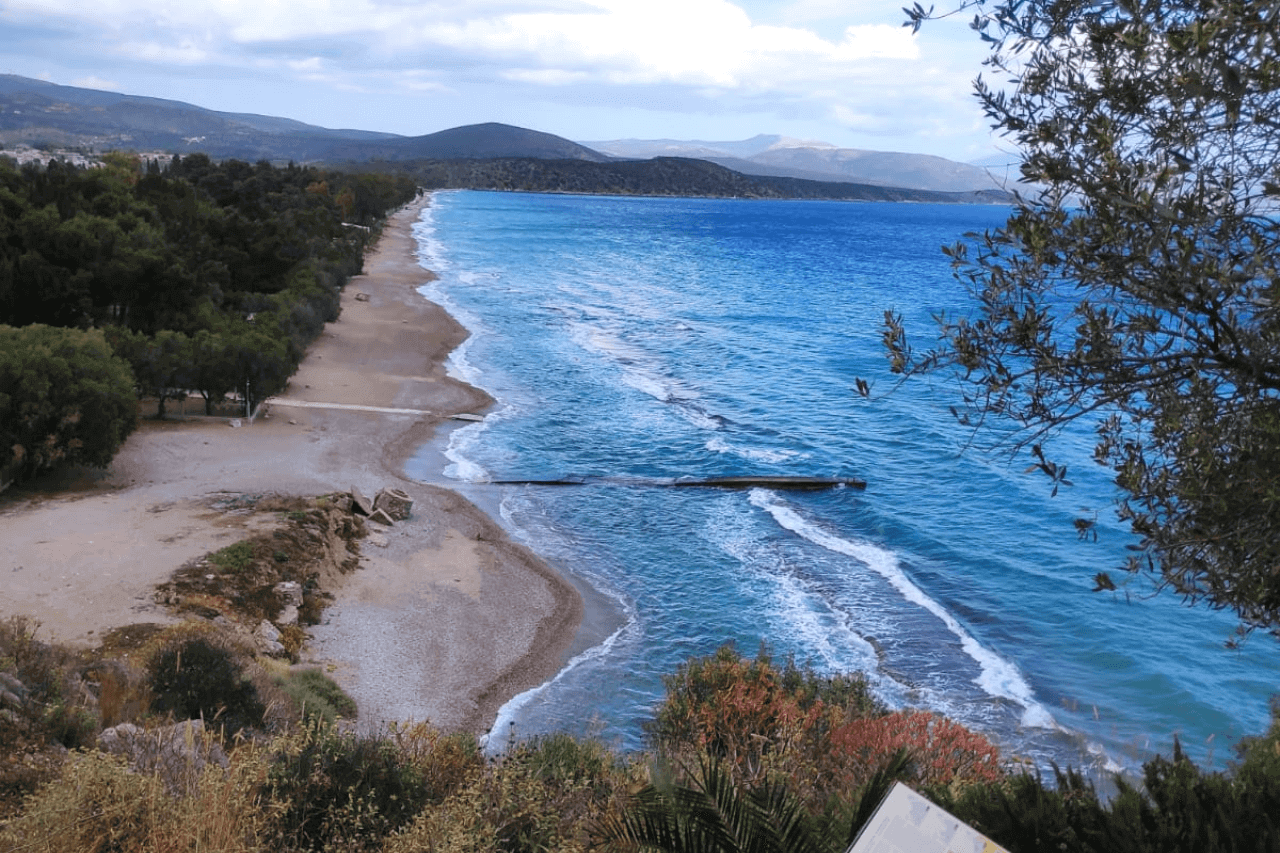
[0,197,583,735]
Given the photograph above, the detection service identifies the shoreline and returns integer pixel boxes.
[0,195,585,736]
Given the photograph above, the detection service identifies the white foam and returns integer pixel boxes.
[443,424,490,483]
[706,436,801,464]
[708,500,908,707]
[749,490,1059,730]
[411,202,451,272]
[482,611,638,755]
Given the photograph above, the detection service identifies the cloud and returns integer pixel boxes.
[7,0,917,90]
[69,76,121,91]
[2,0,995,154]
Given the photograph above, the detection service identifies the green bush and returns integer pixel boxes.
[208,540,256,573]
[275,668,358,725]
[147,637,264,737]
[937,727,1280,853]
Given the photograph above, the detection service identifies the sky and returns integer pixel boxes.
[1,0,1010,161]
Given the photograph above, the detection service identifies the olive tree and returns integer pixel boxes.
[885,0,1280,639]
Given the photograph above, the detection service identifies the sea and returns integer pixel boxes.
[404,189,1276,779]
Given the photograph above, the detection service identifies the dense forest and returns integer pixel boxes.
[0,153,417,487]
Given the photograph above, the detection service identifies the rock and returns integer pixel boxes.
[0,686,23,711]
[350,485,374,516]
[374,488,413,521]
[229,418,242,428]
[0,672,26,709]
[278,605,299,626]
[255,620,286,657]
[354,292,371,302]
[274,581,303,607]
[368,508,396,526]
[366,531,389,549]
[98,719,229,795]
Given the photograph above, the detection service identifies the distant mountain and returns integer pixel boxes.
[583,135,1013,194]
[0,75,1011,202]
[0,75,604,163]
[322,123,609,163]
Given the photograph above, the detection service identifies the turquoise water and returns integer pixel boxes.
[407,190,1276,776]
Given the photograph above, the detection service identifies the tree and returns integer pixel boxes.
[0,325,137,486]
[884,0,1280,640]
[108,329,194,419]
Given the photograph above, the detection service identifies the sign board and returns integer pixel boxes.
[848,782,1010,853]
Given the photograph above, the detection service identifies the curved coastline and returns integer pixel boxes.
[0,194,585,737]
[296,195,587,735]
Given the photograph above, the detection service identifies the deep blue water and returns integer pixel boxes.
[407,190,1276,777]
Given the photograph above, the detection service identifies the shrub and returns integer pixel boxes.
[0,752,163,853]
[827,710,1004,791]
[938,724,1280,853]
[275,667,358,725]
[208,540,256,573]
[263,721,431,852]
[648,645,884,788]
[384,734,636,853]
[387,721,485,806]
[0,743,271,853]
[147,637,265,737]
[0,616,98,749]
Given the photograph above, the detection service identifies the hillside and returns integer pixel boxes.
[391,156,1012,202]
[0,75,1010,202]
[0,76,603,164]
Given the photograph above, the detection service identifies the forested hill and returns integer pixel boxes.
[0,153,417,489]
[374,156,1013,203]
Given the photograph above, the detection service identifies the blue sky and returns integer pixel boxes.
[1,0,1007,160]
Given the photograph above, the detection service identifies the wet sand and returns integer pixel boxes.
[0,197,583,735]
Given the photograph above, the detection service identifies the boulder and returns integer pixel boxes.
[0,672,26,710]
[274,581,303,607]
[368,508,396,526]
[98,719,229,795]
[374,488,413,521]
[350,485,374,516]
[255,620,286,657]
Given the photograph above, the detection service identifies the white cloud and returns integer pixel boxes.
[1,0,997,155]
[70,75,121,91]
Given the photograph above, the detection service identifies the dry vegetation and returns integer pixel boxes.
[2,503,1278,852]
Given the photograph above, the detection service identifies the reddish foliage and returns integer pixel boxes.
[828,710,1004,789]
[650,647,1004,810]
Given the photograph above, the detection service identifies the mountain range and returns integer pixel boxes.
[0,74,1012,199]
[581,136,1013,193]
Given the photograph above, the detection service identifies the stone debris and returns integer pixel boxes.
[368,508,396,526]
[275,582,303,626]
[374,487,413,521]
[350,485,375,516]
[274,581,303,607]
